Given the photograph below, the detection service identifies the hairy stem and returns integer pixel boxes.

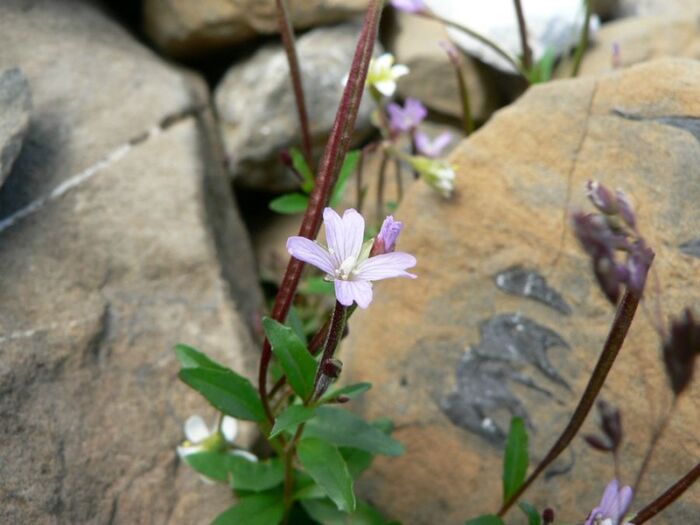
[376,152,389,227]
[630,462,700,524]
[571,0,592,77]
[258,0,384,422]
[312,301,348,398]
[275,0,313,167]
[512,0,533,70]
[498,289,642,516]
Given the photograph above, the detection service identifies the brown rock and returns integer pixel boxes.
[556,15,700,78]
[0,1,261,523]
[389,11,503,123]
[342,58,700,525]
[143,0,370,58]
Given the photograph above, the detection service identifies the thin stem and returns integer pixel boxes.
[421,12,530,81]
[275,0,313,166]
[630,462,700,524]
[571,0,592,77]
[498,289,642,517]
[257,0,385,422]
[312,301,348,398]
[356,148,365,213]
[632,397,678,496]
[282,445,295,524]
[442,45,474,134]
[512,0,533,70]
[394,157,404,202]
[376,152,389,227]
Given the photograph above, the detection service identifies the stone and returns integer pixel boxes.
[425,0,600,74]
[143,0,370,58]
[0,67,31,187]
[341,58,700,525]
[607,0,700,18]
[215,22,378,192]
[556,15,700,78]
[0,1,261,523]
[389,11,502,122]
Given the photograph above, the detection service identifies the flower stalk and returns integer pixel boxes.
[498,288,645,517]
[571,0,592,77]
[629,462,700,524]
[512,0,533,70]
[275,0,314,167]
[258,0,385,422]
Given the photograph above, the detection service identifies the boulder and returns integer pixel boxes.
[341,59,700,525]
[603,0,700,18]
[0,1,261,523]
[556,15,700,78]
[0,67,31,187]
[215,22,378,191]
[389,11,503,123]
[143,0,370,58]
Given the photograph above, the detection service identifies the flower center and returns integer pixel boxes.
[335,256,357,281]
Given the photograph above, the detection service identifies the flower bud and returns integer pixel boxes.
[598,400,622,451]
[322,358,343,379]
[542,508,555,524]
[663,308,700,396]
[615,190,636,229]
[372,215,404,256]
[587,181,618,215]
[584,434,614,452]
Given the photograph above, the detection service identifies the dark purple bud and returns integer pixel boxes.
[584,433,614,452]
[625,243,654,298]
[616,190,636,229]
[322,358,343,379]
[598,399,622,451]
[542,508,555,524]
[663,309,700,396]
[594,255,622,305]
[587,180,619,215]
[336,395,350,404]
[279,149,293,168]
[572,212,614,260]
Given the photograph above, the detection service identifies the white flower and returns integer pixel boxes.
[408,156,456,198]
[177,414,257,462]
[367,53,409,97]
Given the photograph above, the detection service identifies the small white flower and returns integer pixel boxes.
[367,53,409,97]
[177,414,257,462]
[408,156,456,198]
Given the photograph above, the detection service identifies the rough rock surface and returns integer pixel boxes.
[0,1,261,523]
[342,59,700,525]
[0,67,31,187]
[143,0,370,58]
[613,0,700,17]
[556,15,700,78]
[215,22,378,191]
[389,11,502,122]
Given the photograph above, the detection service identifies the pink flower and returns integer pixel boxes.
[585,480,633,525]
[387,98,427,133]
[287,208,416,308]
[390,0,426,13]
[415,130,454,158]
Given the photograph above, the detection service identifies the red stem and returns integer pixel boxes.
[275,0,314,167]
[630,462,700,524]
[258,0,385,422]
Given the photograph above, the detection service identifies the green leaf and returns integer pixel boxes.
[297,438,356,513]
[286,306,307,344]
[269,193,309,214]
[301,276,335,296]
[174,344,228,371]
[321,382,372,403]
[464,516,505,525]
[179,368,265,421]
[530,47,556,84]
[302,498,394,525]
[503,417,529,503]
[290,147,315,193]
[211,492,285,525]
[270,405,316,438]
[330,150,360,207]
[518,502,542,525]
[184,451,236,483]
[230,456,285,492]
[263,317,318,400]
[340,447,374,479]
[304,407,404,456]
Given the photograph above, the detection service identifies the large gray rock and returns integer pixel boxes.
[0,67,31,187]
[0,1,262,523]
[342,59,700,524]
[215,22,378,191]
[143,0,370,58]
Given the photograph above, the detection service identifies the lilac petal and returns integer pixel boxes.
[600,480,620,514]
[287,236,335,275]
[431,131,454,154]
[335,280,373,308]
[405,97,428,124]
[414,130,430,155]
[356,252,417,281]
[341,208,365,261]
[611,486,633,520]
[584,507,602,525]
[323,207,344,266]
